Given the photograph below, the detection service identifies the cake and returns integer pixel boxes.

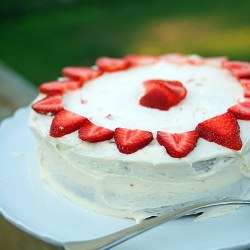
[29,54,250,220]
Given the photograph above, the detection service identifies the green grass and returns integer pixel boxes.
[0,0,250,86]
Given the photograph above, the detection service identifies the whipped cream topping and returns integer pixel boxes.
[63,61,243,133]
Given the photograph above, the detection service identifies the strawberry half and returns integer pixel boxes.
[196,112,242,150]
[114,128,153,154]
[223,61,250,79]
[50,109,87,137]
[240,79,250,97]
[158,80,187,100]
[157,130,199,158]
[228,101,250,120]
[96,57,130,72]
[124,54,158,66]
[78,120,114,142]
[31,95,64,115]
[39,80,81,95]
[62,66,103,83]
[139,80,186,110]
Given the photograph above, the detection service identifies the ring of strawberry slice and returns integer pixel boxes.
[31,54,250,158]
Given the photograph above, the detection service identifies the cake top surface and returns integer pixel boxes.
[30,54,250,160]
[63,61,243,133]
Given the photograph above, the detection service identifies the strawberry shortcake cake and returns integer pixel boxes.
[29,54,250,220]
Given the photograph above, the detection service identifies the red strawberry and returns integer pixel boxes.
[232,68,250,79]
[155,80,187,100]
[39,80,81,95]
[50,109,87,137]
[223,61,250,79]
[228,101,250,120]
[124,54,158,66]
[114,128,153,154]
[96,57,130,72]
[62,67,103,83]
[196,112,242,150]
[78,120,114,142]
[240,79,250,97]
[31,95,64,115]
[140,80,186,110]
[140,88,175,111]
[223,61,250,70]
[157,130,199,158]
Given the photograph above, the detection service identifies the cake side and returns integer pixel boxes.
[29,111,250,220]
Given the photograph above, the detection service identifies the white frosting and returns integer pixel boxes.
[29,59,250,220]
[63,62,243,132]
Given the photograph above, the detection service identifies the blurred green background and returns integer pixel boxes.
[1,0,250,87]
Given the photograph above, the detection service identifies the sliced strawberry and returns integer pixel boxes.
[124,54,158,66]
[39,80,81,95]
[240,79,250,97]
[232,68,250,79]
[62,67,103,83]
[228,101,250,120]
[50,109,87,137]
[139,88,175,110]
[32,95,64,115]
[223,61,250,79]
[157,130,199,158]
[158,80,187,100]
[196,112,242,150]
[140,80,186,110]
[78,120,114,142]
[114,128,153,154]
[223,61,250,70]
[96,57,130,72]
[160,54,188,64]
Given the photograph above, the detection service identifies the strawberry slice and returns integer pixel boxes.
[96,57,130,72]
[39,80,81,95]
[32,95,64,115]
[223,61,250,79]
[50,109,87,137]
[156,80,187,100]
[228,101,250,120]
[196,112,242,150]
[114,128,153,154]
[240,79,250,97]
[157,130,199,158]
[62,66,103,83]
[139,88,176,110]
[140,80,186,110]
[124,54,158,66]
[78,120,114,142]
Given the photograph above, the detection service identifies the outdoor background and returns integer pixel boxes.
[0,0,250,250]
[1,0,250,86]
